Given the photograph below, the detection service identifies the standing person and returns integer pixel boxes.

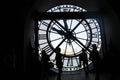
[89,44,101,80]
[79,48,89,74]
[40,50,50,80]
[89,44,101,72]
[55,48,63,80]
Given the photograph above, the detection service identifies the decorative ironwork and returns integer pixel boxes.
[37,5,101,71]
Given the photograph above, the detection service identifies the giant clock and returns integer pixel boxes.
[37,4,101,71]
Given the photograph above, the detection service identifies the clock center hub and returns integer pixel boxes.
[65,30,76,40]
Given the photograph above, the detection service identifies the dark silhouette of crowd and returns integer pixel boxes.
[39,44,102,80]
[40,48,63,80]
[78,44,101,78]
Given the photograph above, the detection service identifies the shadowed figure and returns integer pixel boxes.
[79,48,89,74]
[40,50,50,80]
[89,44,101,80]
[55,48,63,80]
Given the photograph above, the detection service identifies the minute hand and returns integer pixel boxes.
[71,35,92,53]
[71,19,83,32]
[51,27,66,35]
[54,20,68,32]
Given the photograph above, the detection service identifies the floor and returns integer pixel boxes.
[3,68,119,80]
[47,69,120,80]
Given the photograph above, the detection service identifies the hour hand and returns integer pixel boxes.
[52,27,65,35]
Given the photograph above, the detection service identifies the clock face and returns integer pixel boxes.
[38,5,101,71]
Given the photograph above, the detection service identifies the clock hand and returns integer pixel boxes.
[71,19,83,32]
[54,20,68,32]
[51,27,66,36]
[63,19,68,30]
[69,33,92,53]
[49,38,66,56]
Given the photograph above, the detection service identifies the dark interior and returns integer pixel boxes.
[1,0,120,79]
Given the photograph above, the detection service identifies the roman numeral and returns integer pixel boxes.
[39,34,46,40]
[88,33,98,38]
[41,21,49,26]
[92,33,97,38]
[42,45,53,54]
[87,19,94,24]
[67,58,73,66]
[63,8,70,12]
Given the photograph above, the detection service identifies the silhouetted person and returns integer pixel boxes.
[79,48,89,74]
[55,48,63,80]
[40,50,50,80]
[89,44,101,80]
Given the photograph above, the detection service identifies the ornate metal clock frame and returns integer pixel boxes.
[33,5,103,72]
